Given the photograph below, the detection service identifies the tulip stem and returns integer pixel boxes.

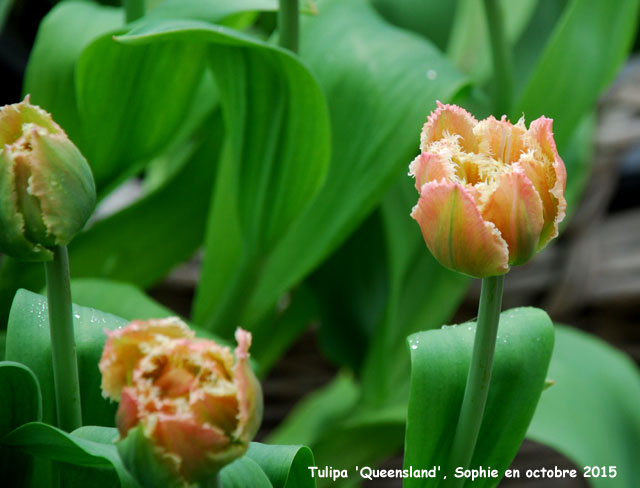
[45,246,82,432]
[483,0,513,116]
[278,0,299,53]
[124,0,145,23]
[447,274,504,486]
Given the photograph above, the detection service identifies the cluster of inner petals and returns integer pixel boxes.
[127,337,239,435]
[99,318,251,442]
[408,101,567,277]
[99,319,260,484]
[412,105,558,211]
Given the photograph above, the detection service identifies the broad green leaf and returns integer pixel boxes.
[269,373,360,447]
[67,278,228,345]
[5,290,127,427]
[2,422,138,488]
[250,284,320,373]
[0,362,42,487]
[560,113,595,217]
[221,456,273,488]
[515,0,640,147]
[269,375,403,487]
[511,0,568,94]
[0,361,42,437]
[69,278,174,320]
[528,325,640,488]
[199,38,330,334]
[23,1,121,141]
[370,0,457,50]
[76,31,207,189]
[246,443,316,488]
[115,19,331,337]
[60,426,124,488]
[307,211,389,372]
[68,111,221,287]
[246,0,469,329]
[404,308,554,487]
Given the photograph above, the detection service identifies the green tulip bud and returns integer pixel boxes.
[0,97,96,261]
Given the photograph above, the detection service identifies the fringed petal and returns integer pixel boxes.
[482,170,544,265]
[421,101,478,153]
[411,180,509,277]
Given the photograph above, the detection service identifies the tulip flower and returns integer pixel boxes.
[99,318,263,487]
[409,102,566,277]
[0,96,96,261]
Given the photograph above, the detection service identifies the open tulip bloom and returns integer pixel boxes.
[407,102,567,483]
[410,101,566,278]
[100,318,263,488]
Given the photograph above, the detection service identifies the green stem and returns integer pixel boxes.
[124,0,145,23]
[483,0,513,116]
[447,275,504,486]
[278,0,299,53]
[44,246,82,432]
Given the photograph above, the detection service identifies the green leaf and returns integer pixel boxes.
[4,290,127,427]
[67,278,228,345]
[515,0,640,147]
[76,31,207,189]
[511,0,568,95]
[221,456,274,488]
[245,0,469,329]
[70,111,221,287]
[560,112,595,216]
[0,361,42,437]
[527,325,640,488]
[0,362,42,487]
[250,284,320,373]
[268,373,360,448]
[23,1,121,141]
[308,211,389,372]
[370,0,457,50]
[115,19,332,337]
[2,422,139,488]
[266,374,404,488]
[246,443,316,488]
[404,308,554,487]
[69,278,174,319]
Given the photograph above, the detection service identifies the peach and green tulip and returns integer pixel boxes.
[0,96,96,261]
[409,102,566,277]
[99,318,263,487]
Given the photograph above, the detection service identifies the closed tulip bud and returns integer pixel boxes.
[409,102,566,278]
[99,318,263,487]
[0,96,96,261]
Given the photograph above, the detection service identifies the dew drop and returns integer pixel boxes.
[426,69,438,80]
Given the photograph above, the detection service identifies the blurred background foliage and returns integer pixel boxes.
[1,0,640,486]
